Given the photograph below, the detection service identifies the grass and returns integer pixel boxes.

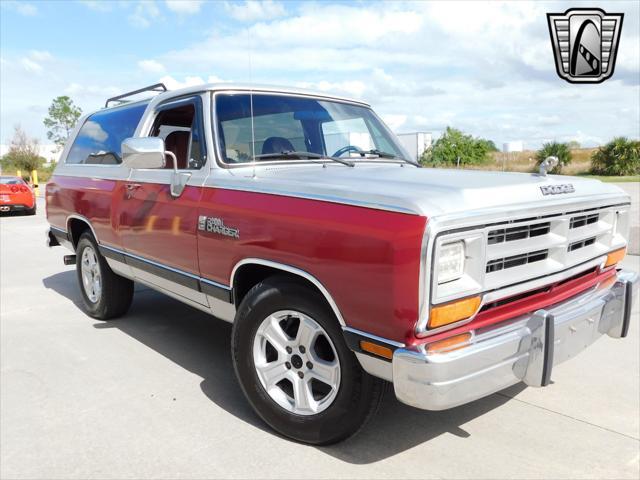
[425,148,638,183]
[576,174,640,183]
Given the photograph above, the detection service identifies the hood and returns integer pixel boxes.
[217,163,630,218]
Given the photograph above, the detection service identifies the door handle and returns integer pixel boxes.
[125,183,141,199]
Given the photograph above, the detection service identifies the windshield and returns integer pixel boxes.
[0,177,24,185]
[214,93,409,164]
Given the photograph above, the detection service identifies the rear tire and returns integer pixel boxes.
[232,276,385,445]
[76,232,133,320]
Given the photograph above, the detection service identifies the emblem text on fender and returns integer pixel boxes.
[540,184,575,196]
[198,216,240,239]
[547,8,623,84]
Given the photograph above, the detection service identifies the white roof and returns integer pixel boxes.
[104,83,370,112]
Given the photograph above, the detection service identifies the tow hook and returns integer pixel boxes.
[63,255,77,266]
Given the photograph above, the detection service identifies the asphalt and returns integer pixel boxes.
[1,196,639,479]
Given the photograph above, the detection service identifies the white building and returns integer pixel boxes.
[502,141,524,153]
[396,132,432,162]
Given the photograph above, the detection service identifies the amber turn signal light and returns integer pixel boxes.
[604,247,626,268]
[429,296,482,329]
[359,340,393,360]
[426,332,472,354]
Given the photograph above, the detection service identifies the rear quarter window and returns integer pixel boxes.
[65,103,148,165]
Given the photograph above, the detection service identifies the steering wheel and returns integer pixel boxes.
[332,145,363,157]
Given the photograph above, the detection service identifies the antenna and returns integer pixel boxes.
[246,28,256,178]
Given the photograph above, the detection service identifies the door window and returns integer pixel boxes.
[150,98,206,170]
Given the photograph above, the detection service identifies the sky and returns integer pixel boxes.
[1,0,639,150]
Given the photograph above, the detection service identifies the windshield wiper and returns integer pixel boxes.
[360,149,422,168]
[253,151,355,167]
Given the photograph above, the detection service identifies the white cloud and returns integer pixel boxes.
[2,1,38,16]
[65,83,120,98]
[165,0,203,14]
[128,1,161,28]
[381,114,407,131]
[79,1,112,12]
[138,59,166,74]
[159,75,206,89]
[225,0,285,22]
[28,50,53,62]
[20,58,43,74]
[296,80,367,98]
[83,121,109,142]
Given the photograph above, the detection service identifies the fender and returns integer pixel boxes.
[230,258,346,327]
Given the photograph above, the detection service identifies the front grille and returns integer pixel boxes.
[570,213,599,229]
[568,237,596,252]
[486,249,549,273]
[479,204,625,291]
[487,222,550,245]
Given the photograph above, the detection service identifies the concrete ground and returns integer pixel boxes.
[1,196,639,479]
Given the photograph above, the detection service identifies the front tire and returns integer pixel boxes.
[76,232,133,319]
[232,276,385,445]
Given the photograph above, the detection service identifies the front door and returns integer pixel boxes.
[118,95,209,305]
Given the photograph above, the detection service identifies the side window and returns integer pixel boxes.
[149,98,206,170]
[65,103,147,165]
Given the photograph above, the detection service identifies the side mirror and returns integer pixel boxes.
[121,137,166,169]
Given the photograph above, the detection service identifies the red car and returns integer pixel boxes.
[0,176,36,215]
[45,83,637,444]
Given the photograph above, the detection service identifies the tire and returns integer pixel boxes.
[75,231,134,320]
[232,276,385,445]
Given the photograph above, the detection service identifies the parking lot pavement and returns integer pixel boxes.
[1,198,639,480]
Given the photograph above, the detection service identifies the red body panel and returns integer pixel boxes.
[46,176,122,247]
[0,182,35,209]
[117,182,202,275]
[47,174,612,345]
[197,189,426,342]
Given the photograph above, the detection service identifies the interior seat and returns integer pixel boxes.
[261,137,295,155]
[164,131,190,169]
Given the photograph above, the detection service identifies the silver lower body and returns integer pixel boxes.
[389,269,638,411]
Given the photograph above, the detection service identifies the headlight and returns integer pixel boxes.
[437,241,465,284]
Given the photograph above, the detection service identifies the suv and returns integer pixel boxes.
[46,83,637,444]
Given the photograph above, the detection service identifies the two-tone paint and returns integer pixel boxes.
[46,83,633,365]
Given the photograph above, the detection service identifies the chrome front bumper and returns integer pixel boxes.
[392,269,638,411]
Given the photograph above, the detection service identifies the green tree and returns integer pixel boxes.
[536,141,572,174]
[591,137,640,176]
[421,127,492,166]
[43,96,82,148]
[1,125,45,174]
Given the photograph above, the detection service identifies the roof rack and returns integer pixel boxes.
[105,83,167,108]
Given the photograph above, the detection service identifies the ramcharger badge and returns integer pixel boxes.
[540,184,575,195]
[198,216,240,238]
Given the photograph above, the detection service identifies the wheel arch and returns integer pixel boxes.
[66,215,98,248]
[231,258,346,327]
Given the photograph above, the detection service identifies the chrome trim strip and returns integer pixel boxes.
[342,326,405,349]
[230,258,346,326]
[99,244,232,297]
